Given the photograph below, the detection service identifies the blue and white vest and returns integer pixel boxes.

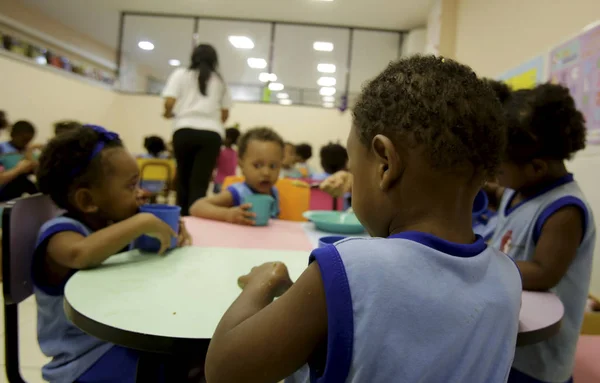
[227,182,280,218]
[490,174,595,382]
[33,216,116,383]
[287,231,522,382]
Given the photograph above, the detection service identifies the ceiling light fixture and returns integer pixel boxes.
[317,77,337,87]
[313,41,334,52]
[323,102,335,108]
[168,59,181,67]
[322,96,335,102]
[319,87,336,96]
[247,58,267,69]
[317,63,336,73]
[259,73,277,82]
[279,99,292,105]
[269,82,284,91]
[277,93,289,99]
[138,41,155,51]
[228,36,254,49]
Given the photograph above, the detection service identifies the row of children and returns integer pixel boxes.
[25,55,591,382]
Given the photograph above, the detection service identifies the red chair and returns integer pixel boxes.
[309,188,344,211]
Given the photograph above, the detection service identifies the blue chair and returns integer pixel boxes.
[2,194,61,382]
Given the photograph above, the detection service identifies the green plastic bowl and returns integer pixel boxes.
[303,211,365,234]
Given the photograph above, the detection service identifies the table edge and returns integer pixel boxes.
[516,318,562,347]
[63,297,208,354]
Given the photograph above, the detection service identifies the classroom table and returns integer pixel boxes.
[64,217,564,355]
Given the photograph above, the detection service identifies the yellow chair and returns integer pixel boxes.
[137,159,176,201]
[220,176,309,222]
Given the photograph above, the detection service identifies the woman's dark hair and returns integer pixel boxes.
[190,44,220,96]
[504,83,586,163]
[225,127,241,146]
[37,128,123,209]
[296,143,313,161]
[320,143,348,174]
[144,136,167,157]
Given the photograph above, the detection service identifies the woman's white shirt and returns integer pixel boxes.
[162,68,232,136]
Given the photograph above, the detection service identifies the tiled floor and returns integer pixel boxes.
[0,292,49,383]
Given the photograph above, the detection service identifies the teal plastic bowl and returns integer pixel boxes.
[303,211,365,234]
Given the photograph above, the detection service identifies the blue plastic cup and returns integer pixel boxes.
[318,235,346,248]
[243,194,274,226]
[134,204,181,252]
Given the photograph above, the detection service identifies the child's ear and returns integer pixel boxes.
[530,159,549,178]
[73,188,99,214]
[372,134,401,191]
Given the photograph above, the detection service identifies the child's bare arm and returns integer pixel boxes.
[47,213,176,269]
[206,262,328,383]
[517,206,583,291]
[190,191,255,225]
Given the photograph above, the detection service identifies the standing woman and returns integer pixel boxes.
[162,44,232,215]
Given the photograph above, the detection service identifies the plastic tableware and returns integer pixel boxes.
[303,211,365,234]
[134,204,181,252]
[318,235,346,248]
[0,153,24,170]
[243,194,275,226]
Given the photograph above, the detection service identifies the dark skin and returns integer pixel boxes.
[205,125,482,383]
[492,158,583,291]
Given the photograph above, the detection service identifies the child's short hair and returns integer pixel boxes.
[353,56,506,179]
[143,136,166,157]
[37,126,124,209]
[12,120,36,136]
[320,143,348,174]
[237,127,284,158]
[225,127,241,145]
[484,79,512,105]
[296,143,313,161]
[504,83,586,163]
[54,120,82,136]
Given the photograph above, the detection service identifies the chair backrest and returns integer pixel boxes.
[2,194,62,305]
[275,179,310,222]
[137,158,176,182]
[309,189,344,211]
[222,175,245,190]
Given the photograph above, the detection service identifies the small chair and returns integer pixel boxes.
[2,194,62,383]
[137,159,175,203]
[222,175,244,190]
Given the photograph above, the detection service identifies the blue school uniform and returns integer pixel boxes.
[0,141,23,169]
[287,232,522,383]
[33,216,138,383]
[490,174,595,383]
[227,182,280,218]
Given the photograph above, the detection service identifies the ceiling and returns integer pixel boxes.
[21,0,433,106]
[21,0,433,49]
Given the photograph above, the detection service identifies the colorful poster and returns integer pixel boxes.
[549,24,600,144]
[498,55,545,90]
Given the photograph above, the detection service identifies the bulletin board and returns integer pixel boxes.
[497,55,546,90]
[549,23,600,144]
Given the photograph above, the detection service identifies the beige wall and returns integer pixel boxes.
[455,0,600,295]
[455,0,600,77]
[0,54,352,170]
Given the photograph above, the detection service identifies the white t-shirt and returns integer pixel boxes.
[162,68,232,136]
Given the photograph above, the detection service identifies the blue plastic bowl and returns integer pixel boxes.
[303,211,365,234]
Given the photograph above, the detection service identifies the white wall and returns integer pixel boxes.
[401,28,427,56]
[455,0,600,295]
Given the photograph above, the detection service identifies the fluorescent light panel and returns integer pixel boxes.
[259,73,277,82]
[277,93,289,99]
[279,99,292,105]
[313,41,334,52]
[319,87,336,96]
[322,96,335,102]
[317,63,336,73]
[317,77,336,87]
[323,102,335,108]
[247,58,267,69]
[168,59,181,67]
[229,36,254,49]
[138,41,154,51]
[269,83,284,91]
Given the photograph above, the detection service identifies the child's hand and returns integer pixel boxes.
[177,219,192,247]
[139,213,177,254]
[15,159,35,175]
[237,262,293,298]
[320,170,352,198]
[226,203,256,226]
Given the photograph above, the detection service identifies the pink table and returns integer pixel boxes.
[184,217,564,347]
